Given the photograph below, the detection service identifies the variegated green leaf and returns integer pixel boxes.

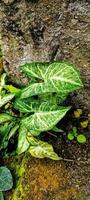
[17,124,30,154]
[0,114,13,124]
[0,94,15,108]
[21,107,70,136]
[14,98,58,113]
[21,62,48,80]
[20,61,83,99]
[14,98,34,113]
[28,137,60,160]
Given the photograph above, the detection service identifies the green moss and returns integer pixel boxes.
[76,192,86,200]
[5,154,87,200]
[15,163,25,177]
[12,182,25,200]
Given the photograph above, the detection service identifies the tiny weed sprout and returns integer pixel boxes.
[67,132,74,141]
[0,61,83,160]
[67,127,87,144]
[77,134,86,144]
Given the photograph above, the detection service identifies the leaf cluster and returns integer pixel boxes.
[0,61,83,160]
[67,127,86,143]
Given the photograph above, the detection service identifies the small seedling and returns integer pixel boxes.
[67,132,74,141]
[72,127,78,137]
[67,127,86,144]
[77,134,86,144]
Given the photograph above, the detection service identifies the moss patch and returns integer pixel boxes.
[4,154,80,200]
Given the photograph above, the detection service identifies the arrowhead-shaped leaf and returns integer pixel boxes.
[0,167,13,191]
[20,61,83,99]
[21,107,70,136]
[28,137,60,160]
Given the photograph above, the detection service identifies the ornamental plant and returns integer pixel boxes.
[0,61,83,160]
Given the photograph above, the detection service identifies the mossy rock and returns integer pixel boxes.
[4,153,87,200]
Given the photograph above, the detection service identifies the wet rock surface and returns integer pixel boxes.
[0,0,90,109]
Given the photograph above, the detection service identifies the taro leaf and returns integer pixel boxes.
[20,61,83,99]
[0,167,13,191]
[27,137,60,160]
[21,107,70,136]
[14,98,58,113]
[0,191,4,200]
[17,124,30,154]
[4,85,21,96]
[0,114,13,124]
[0,94,15,108]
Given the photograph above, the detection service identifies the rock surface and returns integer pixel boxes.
[4,141,90,200]
[0,0,90,108]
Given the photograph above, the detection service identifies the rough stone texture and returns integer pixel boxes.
[4,153,89,200]
[0,0,90,109]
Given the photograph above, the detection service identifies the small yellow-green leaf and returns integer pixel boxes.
[67,132,74,141]
[4,85,21,96]
[77,134,86,144]
[28,137,60,160]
